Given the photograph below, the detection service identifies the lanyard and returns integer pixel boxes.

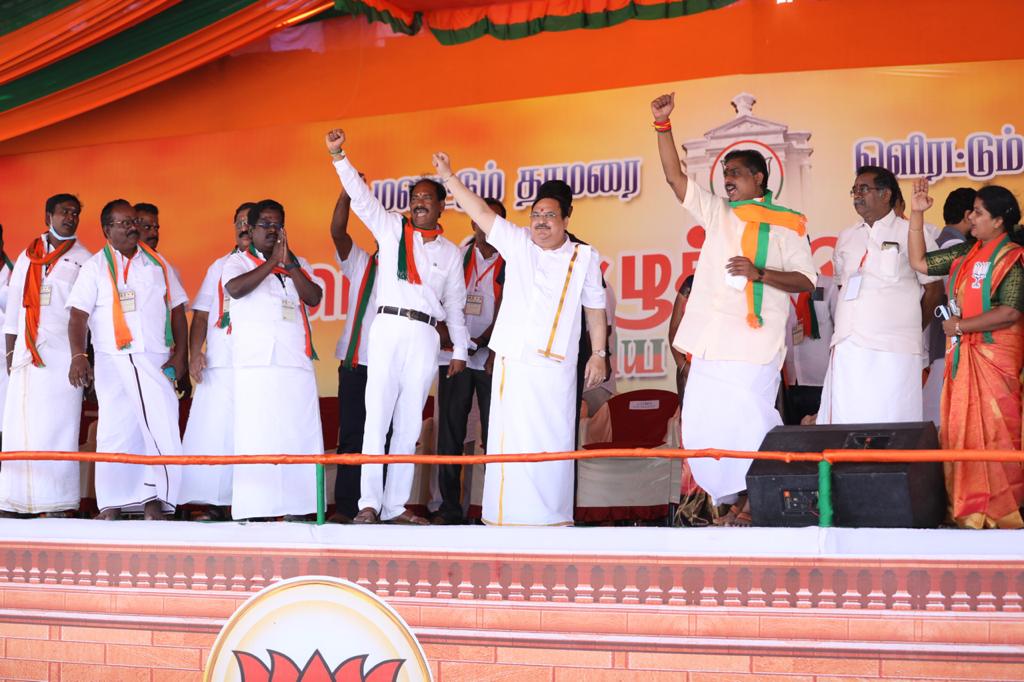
[471,257,498,290]
[118,252,133,284]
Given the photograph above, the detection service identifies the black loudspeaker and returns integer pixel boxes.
[747,422,946,528]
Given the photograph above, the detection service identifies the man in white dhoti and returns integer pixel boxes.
[651,93,816,524]
[326,129,469,526]
[67,199,189,520]
[431,152,608,527]
[818,166,944,425]
[223,199,324,520]
[0,195,91,516]
[177,202,253,518]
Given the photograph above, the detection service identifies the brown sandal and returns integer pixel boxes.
[353,507,379,524]
[387,510,429,525]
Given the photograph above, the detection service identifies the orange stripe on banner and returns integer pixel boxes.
[0,0,334,143]
[1,449,1022,466]
[0,0,178,86]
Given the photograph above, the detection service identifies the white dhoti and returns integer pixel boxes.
[818,340,923,424]
[232,366,320,519]
[0,350,83,513]
[178,366,234,506]
[93,352,182,513]
[360,314,439,521]
[483,354,576,526]
[681,355,782,504]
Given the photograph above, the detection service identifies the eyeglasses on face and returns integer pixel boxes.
[530,211,559,221]
[254,221,283,230]
[850,185,884,197]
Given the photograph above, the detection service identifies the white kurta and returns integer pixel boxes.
[674,182,815,500]
[65,245,189,512]
[0,239,91,512]
[222,252,321,520]
[822,210,940,424]
[482,217,606,526]
[179,253,235,505]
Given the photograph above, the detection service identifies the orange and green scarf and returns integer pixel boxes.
[947,234,1022,378]
[244,246,318,360]
[398,216,442,284]
[342,251,378,369]
[102,242,173,350]
[729,190,807,328]
[792,290,820,340]
[23,236,75,366]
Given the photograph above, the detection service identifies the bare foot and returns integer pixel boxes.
[96,508,121,521]
[143,500,166,521]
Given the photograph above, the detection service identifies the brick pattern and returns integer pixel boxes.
[0,541,1022,681]
[2,541,1022,612]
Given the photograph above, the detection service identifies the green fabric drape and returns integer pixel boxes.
[0,0,78,37]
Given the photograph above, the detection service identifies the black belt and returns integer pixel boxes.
[377,306,437,327]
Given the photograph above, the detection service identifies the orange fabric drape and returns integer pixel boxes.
[0,0,179,86]
[940,323,1024,529]
[0,0,333,143]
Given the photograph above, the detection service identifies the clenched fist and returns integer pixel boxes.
[325,129,346,154]
[432,152,452,177]
[651,93,675,122]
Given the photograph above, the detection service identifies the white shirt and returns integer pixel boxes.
[439,244,502,371]
[333,156,469,361]
[832,210,940,356]
[674,181,817,366]
[221,252,315,370]
[487,216,605,367]
[783,273,837,387]
[191,253,234,369]
[66,246,188,355]
[4,237,92,367]
[334,243,378,366]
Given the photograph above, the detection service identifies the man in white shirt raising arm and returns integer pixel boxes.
[652,92,816,525]
[430,151,608,527]
[326,128,469,525]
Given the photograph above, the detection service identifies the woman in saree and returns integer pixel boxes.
[907,180,1024,529]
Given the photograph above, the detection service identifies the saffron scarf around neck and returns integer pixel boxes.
[23,235,75,366]
[342,251,378,369]
[730,190,807,329]
[102,242,173,351]
[244,246,318,360]
[398,216,443,284]
[462,244,504,299]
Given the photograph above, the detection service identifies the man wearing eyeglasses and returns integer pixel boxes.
[651,93,816,525]
[222,199,324,521]
[817,166,944,425]
[176,203,254,519]
[326,128,469,526]
[0,195,91,517]
[429,152,608,527]
[66,200,190,520]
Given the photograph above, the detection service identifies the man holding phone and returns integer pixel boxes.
[818,166,944,424]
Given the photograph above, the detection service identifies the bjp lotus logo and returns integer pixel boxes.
[205,577,431,682]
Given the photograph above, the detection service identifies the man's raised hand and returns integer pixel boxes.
[651,93,675,122]
[325,129,346,154]
[910,178,934,213]
[432,152,452,178]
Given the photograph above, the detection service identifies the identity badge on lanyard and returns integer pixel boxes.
[119,289,137,313]
[39,284,53,307]
[844,249,868,301]
[465,294,484,317]
[281,299,297,321]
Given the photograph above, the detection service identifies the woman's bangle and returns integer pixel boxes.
[441,174,454,183]
[329,149,345,159]
[5,351,13,357]
[955,321,963,335]
[909,227,923,233]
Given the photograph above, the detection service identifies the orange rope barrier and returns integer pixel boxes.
[1,448,1022,466]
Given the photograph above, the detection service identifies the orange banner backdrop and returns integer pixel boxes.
[2,57,1023,395]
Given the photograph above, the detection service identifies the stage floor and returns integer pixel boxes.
[2,518,1021,560]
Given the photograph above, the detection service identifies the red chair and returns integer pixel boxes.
[583,389,679,450]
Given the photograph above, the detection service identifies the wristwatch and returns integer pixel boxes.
[593,349,609,358]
